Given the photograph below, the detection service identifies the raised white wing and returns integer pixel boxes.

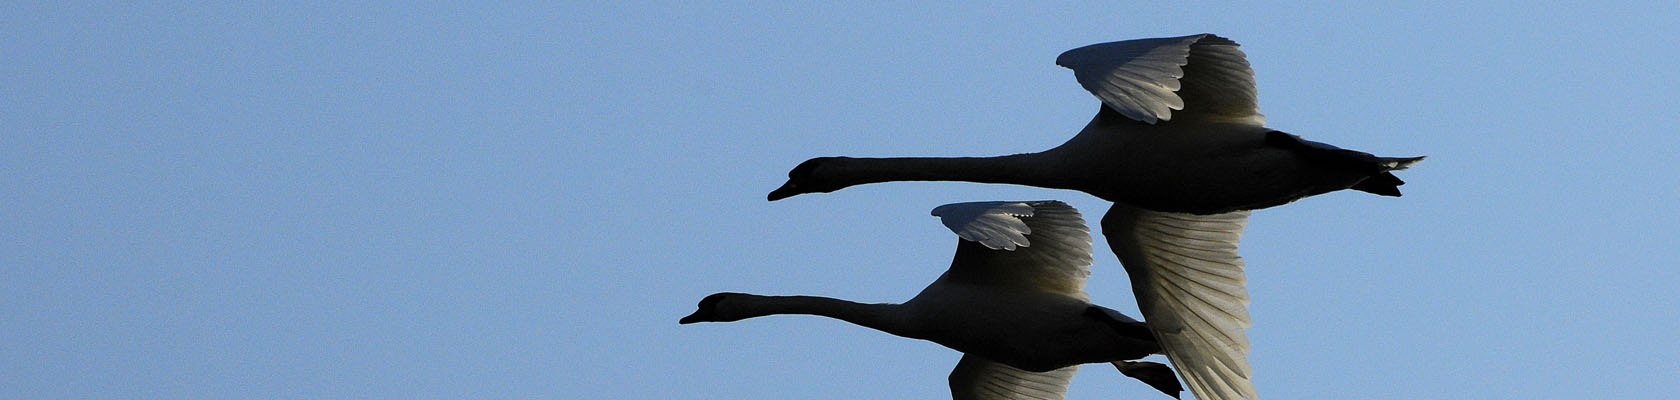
[934,201,1038,250]
[1056,33,1264,126]
[949,354,1078,400]
[932,201,1094,296]
[1101,204,1257,400]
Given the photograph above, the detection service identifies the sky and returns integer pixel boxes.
[4,2,1679,399]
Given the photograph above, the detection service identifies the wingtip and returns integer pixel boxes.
[1196,33,1238,46]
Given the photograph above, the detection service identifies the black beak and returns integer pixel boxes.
[766,181,800,201]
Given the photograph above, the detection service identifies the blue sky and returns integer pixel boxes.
[5,2,1678,399]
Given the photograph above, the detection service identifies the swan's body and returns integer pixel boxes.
[782,116,1413,214]
[682,201,1182,399]
[765,34,1425,400]
[689,287,1151,374]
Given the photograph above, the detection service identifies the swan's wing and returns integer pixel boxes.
[1056,33,1264,126]
[1101,204,1257,400]
[931,201,1094,296]
[933,201,1039,251]
[949,354,1078,400]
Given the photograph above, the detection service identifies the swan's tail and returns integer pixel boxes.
[1350,155,1426,197]
[1381,155,1427,171]
[1265,131,1425,198]
[1113,361,1184,399]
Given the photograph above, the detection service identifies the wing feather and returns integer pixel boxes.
[932,201,1093,296]
[1102,204,1258,400]
[949,354,1078,400]
[1057,33,1264,126]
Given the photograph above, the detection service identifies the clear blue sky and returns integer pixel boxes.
[5,2,1678,399]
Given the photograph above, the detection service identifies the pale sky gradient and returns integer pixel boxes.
[5,2,1679,399]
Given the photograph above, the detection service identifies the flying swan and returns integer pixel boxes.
[766,34,1425,399]
[682,201,1183,399]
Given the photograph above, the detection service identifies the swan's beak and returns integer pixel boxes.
[766,181,801,201]
[679,307,714,324]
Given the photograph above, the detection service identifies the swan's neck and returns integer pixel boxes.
[832,152,1074,192]
[735,295,920,339]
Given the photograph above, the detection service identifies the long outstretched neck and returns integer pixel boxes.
[833,152,1071,190]
[734,295,919,339]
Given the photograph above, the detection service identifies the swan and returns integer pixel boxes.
[681,201,1184,399]
[768,34,1421,214]
[766,34,1425,399]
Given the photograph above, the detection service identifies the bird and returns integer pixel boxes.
[765,34,1425,399]
[681,200,1185,399]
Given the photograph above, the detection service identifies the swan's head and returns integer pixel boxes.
[679,292,751,324]
[767,157,849,201]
